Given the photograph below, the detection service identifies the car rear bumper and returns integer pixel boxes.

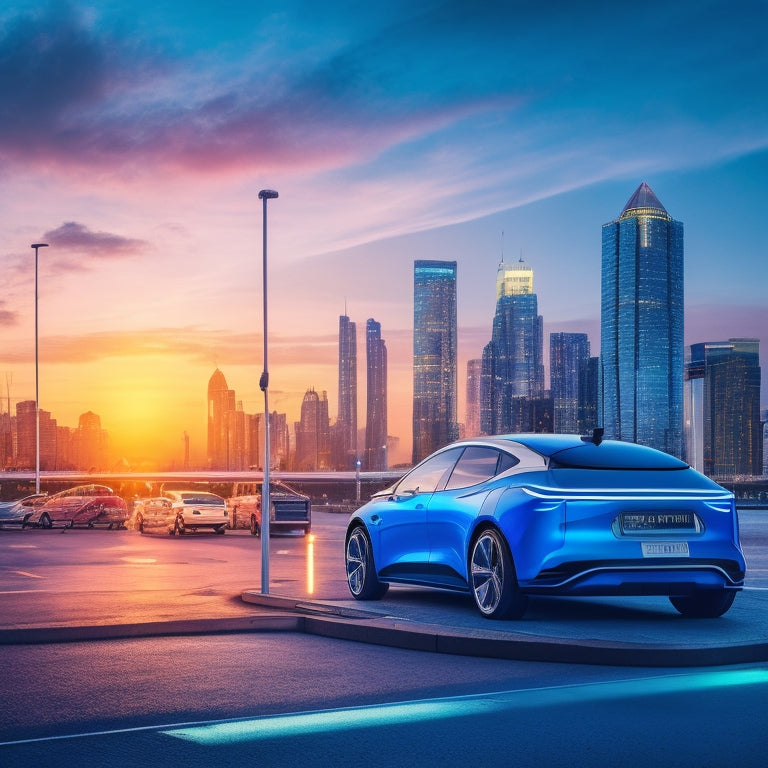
[521,559,745,595]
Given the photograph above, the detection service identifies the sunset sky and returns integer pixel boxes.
[1,1,766,469]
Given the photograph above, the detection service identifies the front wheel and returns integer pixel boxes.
[670,589,736,618]
[137,515,144,534]
[38,512,52,529]
[470,528,527,619]
[250,515,261,537]
[346,525,388,600]
[174,517,185,536]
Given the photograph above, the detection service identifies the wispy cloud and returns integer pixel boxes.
[0,302,18,326]
[43,222,148,258]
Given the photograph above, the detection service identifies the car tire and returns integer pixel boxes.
[250,515,261,537]
[38,512,52,529]
[669,589,736,618]
[469,527,527,619]
[174,517,185,536]
[137,515,144,534]
[215,526,225,535]
[346,525,388,600]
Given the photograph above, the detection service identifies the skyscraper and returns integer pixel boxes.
[550,332,590,433]
[684,339,762,477]
[294,388,330,470]
[207,368,236,469]
[600,182,684,457]
[413,260,458,463]
[480,258,544,434]
[364,318,388,470]
[465,358,483,438]
[336,313,357,469]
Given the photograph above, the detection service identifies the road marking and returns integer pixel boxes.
[13,570,42,579]
[3,668,767,749]
[162,668,768,745]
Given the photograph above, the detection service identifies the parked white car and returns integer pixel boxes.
[134,491,228,535]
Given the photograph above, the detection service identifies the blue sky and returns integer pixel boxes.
[1,0,766,466]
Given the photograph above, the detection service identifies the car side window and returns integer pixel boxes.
[445,446,512,490]
[497,450,520,474]
[396,448,463,495]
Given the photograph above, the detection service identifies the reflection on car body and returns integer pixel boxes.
[25,485,128,529]
[227,481,311,536]
[345,433,746,620]
[0,494,48,529]
[134,490,228,535]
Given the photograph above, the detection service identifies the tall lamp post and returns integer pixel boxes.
[31,243,48,494]
[258,189,278,594]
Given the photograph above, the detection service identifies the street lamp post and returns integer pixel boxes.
[258,189,278,594]
[31,243,48,494]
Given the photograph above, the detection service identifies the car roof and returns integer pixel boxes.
[454,434,688,469]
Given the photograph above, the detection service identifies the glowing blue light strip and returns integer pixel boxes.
[521,486,732,501]
[162,668,768,746]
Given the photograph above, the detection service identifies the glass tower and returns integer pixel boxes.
[364,318,388,470]
[684,339,762,477]
[336,313,357,469]
[480,259,544,434]
[412,260,458,463]
[600,182,684,457]
[550,332,590,434]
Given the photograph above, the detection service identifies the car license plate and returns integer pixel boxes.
[621,512,696,532]
[641,541,690,557]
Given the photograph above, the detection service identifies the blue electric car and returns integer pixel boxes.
[345,433,745,619]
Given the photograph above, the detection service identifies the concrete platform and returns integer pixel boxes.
[241,586,768,667]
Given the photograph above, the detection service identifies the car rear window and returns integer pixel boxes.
[549,441,688,470]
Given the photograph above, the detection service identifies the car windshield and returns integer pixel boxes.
[549,441,688,470]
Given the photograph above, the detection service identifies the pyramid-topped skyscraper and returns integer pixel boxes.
[600,182,684,457]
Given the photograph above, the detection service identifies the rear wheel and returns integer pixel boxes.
[346,525,388,600]
[670,589,736,618]
[137,515,144,533]
[250,515,261,537]
[470,527,527,619]
[174,517,185,536]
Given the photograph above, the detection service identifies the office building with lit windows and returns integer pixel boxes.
[335,313,358,469]
[364,318,388,470]
[480,259,544,434]
[412,260,458,463]
[550,332,590,434]
[600,182,684,457]
[684,339,762,477]
[465,358,483,438]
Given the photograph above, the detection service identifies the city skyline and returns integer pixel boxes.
[1,1,766,467]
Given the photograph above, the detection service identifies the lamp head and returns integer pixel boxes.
[258,189,279,200]
[31,243,49,249]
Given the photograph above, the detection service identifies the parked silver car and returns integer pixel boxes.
[0,494,47,529]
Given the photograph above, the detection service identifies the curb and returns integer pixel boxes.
[242,591,768,668]
[0,615,300,645]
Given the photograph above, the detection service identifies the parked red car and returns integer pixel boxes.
[25,484,128,529]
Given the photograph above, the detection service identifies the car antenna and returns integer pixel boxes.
[581,427,604,446]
